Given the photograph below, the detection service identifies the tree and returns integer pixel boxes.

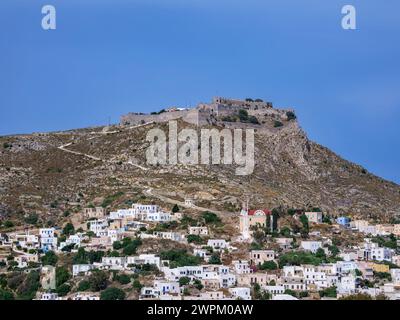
[187,235,203,244]
[115,274,131,285]
[202,211,221,225]
[248,116,259,124]
[355,269,363,277]
[284,289,297,297]
[63,223,75,236]
[179,277,190,286]
[56,283,71,297]
[259,261,278,271]
[208,253,222,265]
[299,214,309,236]
[315,248,327,261]
[160,249,202,268]
[286,111,297,121]
[24,213,39,225]
[172,204,180,213]
[41,251,58,266]
[319,286,337,298]
[88,270,109,291]
[132,279,143,292]
[271,208,280,232]
[3,221,14,228]
[56,266,71,287]
[78,280,90,292]
[193,279,203,291]
[238,109,249,122]
[16,271,40,300]
[329,245,339,257]
[280,227,291,237]
[0,288,14,300]
[100,287,126,300]
[274,120,283,128]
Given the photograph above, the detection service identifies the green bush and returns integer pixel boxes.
[41,251,58,266]
[3,221,14,228]
[56,283,71,297]
[273,120,283,128]
[132,279,143,292]
[238,109,249,122]
[160,249,202,268]
[101,192,124,208]
[319,286,337,298]
[187,235,203,244]
[100,287,126,300]
[286,111,297,121]
[115,274,131,285]
[208,254,221,265]
[16,271,40,300]
[179,277,190,286]
[0,288,14,300]
[78,280,90,292]
[202,211,221,225]
[56,266,71,287]
[24,213,39,225]
[259,261,278,270]
[88,270,109,291]
[62,223,75,236]
[279,251,323,267]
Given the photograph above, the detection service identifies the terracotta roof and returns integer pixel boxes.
[247,209,271,216]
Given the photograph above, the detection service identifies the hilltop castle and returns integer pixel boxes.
[120,97,293,127]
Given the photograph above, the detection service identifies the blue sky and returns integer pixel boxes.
[1,0,400,183]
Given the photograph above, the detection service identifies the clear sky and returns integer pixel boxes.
[1,0,400,184]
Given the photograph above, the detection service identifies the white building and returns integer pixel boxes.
[232,260,252,274]
[228,287,251,300]
[154,280,180,295]
[39,228,57,252]
[371,247,393,262]
[73,264,94,276]
[207,239,228,250]
[300,241,322,253]
[305,212,323,224]
[89,219,108,236]
[337,275,356,295]
[126,254,161,268]
[390,269,400,284]
[40,293,59,300]
[188,227,208,236]
[249,250,275,265]
[101,257,127,270]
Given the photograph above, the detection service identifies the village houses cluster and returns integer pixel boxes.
[1,201,400,300]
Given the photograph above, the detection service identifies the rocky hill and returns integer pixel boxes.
[1,98,399,227]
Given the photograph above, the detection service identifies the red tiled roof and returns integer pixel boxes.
[247,209,271,216]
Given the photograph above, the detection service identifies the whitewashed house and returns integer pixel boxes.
[300,241,322,253]
[39,228,57,252]
[188,227,208,236]
[305,212,323,223]
[232,260,252,274]
[73,264,94,276]
[337,275,356,296]
[207,239,228,250]
[89,219,108,236]
[249,250,275,265]
[228,287,251,300]
[126,254,161,268]
[101,257,127,270]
